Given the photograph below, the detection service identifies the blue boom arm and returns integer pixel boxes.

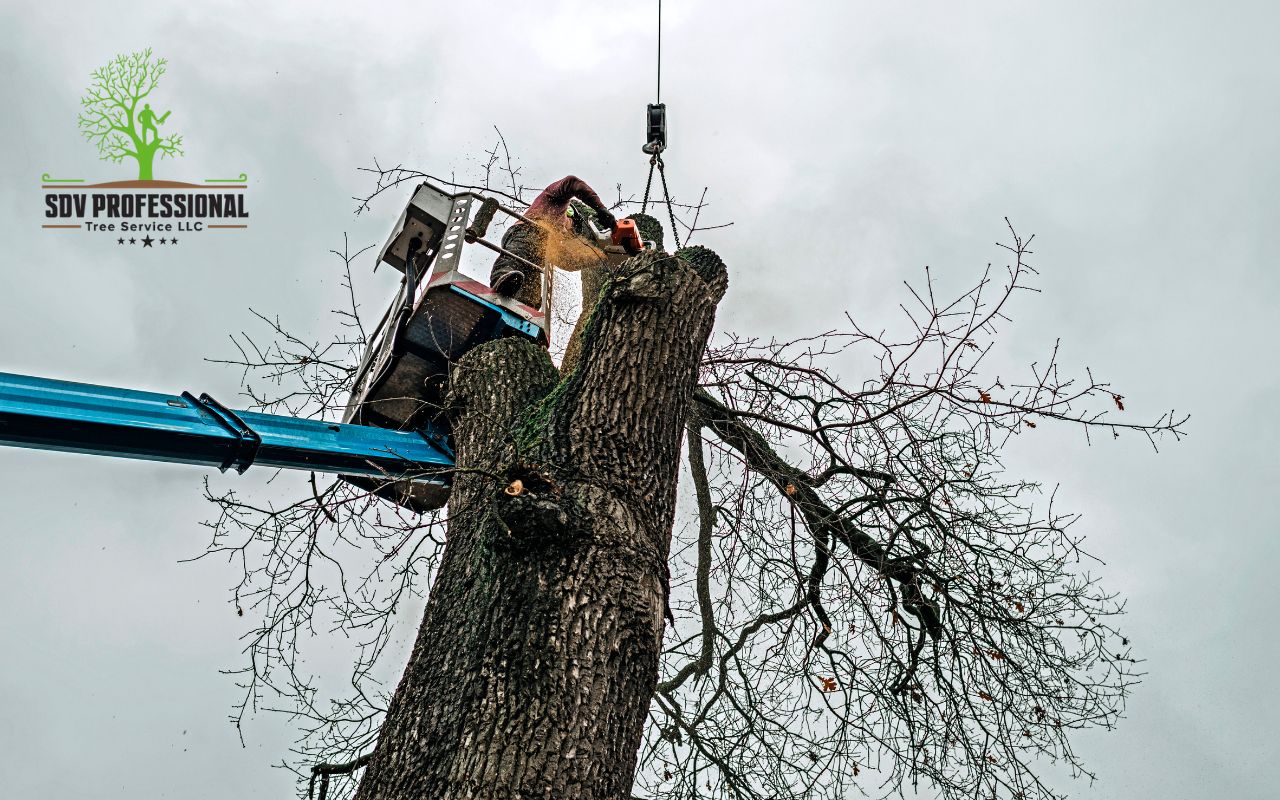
[0,372,454,488]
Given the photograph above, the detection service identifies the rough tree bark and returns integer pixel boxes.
[353,247,729,800]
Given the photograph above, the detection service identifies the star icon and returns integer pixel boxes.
[129,237,136,244]
[170,237,179,245]
[117,237,124,245]
[159,237,167,245]
[141,235,154,248]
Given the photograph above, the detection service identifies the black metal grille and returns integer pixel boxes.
[404,287,495,361]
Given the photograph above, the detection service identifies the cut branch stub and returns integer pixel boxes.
[494,463,583,548]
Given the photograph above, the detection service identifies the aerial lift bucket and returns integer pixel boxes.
[342,181,648,512]
[341,183,549,512]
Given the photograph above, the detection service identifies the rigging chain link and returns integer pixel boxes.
[656,155,681,250]
[642,157,656,214]
[640,154,681,250]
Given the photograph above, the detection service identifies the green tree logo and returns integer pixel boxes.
[77,49,184,181]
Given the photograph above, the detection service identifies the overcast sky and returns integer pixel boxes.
[1,1,1277,798]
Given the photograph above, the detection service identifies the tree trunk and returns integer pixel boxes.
[136,142,156,181]
[560,263,607,376]
[354,248,728,800]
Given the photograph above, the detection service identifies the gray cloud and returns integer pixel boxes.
[1,1,1275,798]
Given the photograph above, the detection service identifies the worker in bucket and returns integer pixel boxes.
[490,175,617,308]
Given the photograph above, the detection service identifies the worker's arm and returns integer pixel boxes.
[545,175,616,229]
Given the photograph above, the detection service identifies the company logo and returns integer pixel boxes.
[42,48,249,247]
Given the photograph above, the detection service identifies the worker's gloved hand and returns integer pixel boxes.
[594,207,617,232]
